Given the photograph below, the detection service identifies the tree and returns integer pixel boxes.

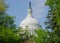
[45,0,60,30]
[0,0,8,12]
[0,26,17,43]
[0,0,16,30]
[34,28,48,43]
[0,0,24,43]
[45,0,60,43]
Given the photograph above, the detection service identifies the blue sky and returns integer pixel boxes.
[5,0,49,29]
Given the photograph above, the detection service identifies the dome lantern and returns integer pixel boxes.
[27,2,32,17]
[29,1,31,9]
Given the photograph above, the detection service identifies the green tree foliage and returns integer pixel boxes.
[0,26,17,43]
[0,0,24,43]
[0,13,16,30]
[0,0,8,12]
[45,0,60,30]
[45,0,60,43]
[0,26,24,43]
[34,29,48,43]
[0,0,16,30]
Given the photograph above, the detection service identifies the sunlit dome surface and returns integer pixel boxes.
[20,15,39,29]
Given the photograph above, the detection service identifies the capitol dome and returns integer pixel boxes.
[19,2,39,35]
[20,15,39,29]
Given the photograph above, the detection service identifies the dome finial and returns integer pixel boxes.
[29,1,31,9]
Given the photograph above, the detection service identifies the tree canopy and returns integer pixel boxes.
[0,0,23,43]
[45,0,60,43]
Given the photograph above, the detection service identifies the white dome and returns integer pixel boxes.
[20,16,39,35]
[19,2,39,35]
[20,16,39,29]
